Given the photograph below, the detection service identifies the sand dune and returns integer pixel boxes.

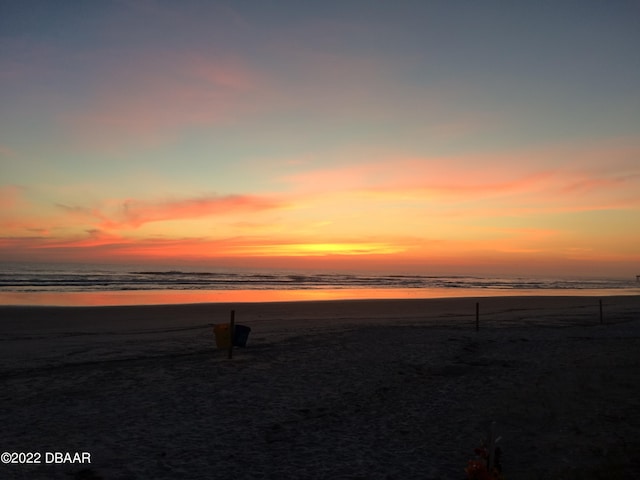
[1,296,639,479]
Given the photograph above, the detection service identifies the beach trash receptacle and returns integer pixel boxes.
[213,324,251,349]
[233,324,251,347]
[213,324,231,349]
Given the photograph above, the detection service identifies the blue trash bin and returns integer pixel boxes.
[233,325,251,347]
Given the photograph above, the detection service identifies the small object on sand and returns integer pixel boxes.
[212,310,251,358]
[465,422,503,479]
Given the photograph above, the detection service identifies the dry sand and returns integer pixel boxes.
[1,296,639,479]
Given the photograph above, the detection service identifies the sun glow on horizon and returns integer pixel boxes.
[237,242,407,257]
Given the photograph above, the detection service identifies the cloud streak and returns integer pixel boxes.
[282,143,640,213]
[56,193,286,231]
[4,137,638,272]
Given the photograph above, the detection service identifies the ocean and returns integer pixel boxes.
[1,262,639,306]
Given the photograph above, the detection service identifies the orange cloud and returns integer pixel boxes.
[282,142,640,215]
[1,225,637,276]
[284,156,553,195]
[0,185,55,235]
[0,230,411,265]
[3,189,287,242]
[56,193,286,231]
[2,138,638,275]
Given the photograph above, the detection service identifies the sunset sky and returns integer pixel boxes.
[1,1,639,276]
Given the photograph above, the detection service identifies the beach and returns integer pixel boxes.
[1,295,639,479]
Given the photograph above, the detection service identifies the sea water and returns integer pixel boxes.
[0,262,638,306]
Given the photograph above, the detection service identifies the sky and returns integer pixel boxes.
[1,0,639,277]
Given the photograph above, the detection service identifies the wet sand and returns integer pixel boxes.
[1,296,639,479]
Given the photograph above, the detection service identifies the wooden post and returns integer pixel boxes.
[476,302,479,331]
[599,299,603,325]
[228,310,235,359]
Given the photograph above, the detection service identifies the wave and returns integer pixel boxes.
[0,265,637,293]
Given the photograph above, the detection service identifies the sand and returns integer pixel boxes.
[1,295,639,479]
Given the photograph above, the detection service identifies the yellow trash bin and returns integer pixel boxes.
[213,324,231,349]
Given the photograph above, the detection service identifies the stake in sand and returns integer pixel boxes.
[599,299,603,325]
[228,310,235,359]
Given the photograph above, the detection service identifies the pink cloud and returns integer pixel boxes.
[0,145,16,158]
[57,193,286,231]
[2,187,286,240]
[0,185,22,209]
[185,54,254,90]
[558,172,640,195]
[282,141,640,214]
[283,157,556,198]
[65,52,262,148]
